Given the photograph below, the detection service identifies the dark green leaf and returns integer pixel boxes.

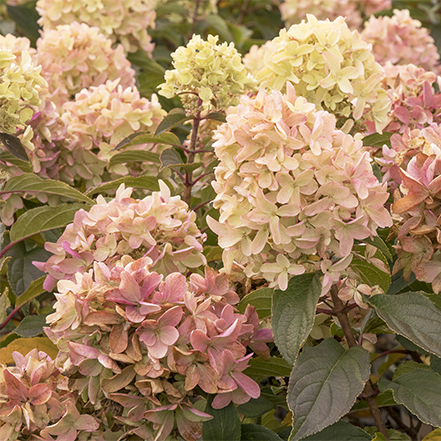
[0,132,28,161]
[108,151,160,169]
[362,132,393,148]
[114,132,181,150]
[6,1,40,44]
[203,246,223,263]
[10,203,88,243]
[272,272,322,365]
[238,287,273,319]
[350,390,396,411]
[202,395,241,441]
[241,424,282,441]
[430,355,441,376]
[205,112,226,123]
[364,427,410,441]
[85,176,160,196]
[7,242,50,296]
[159,148,201,172]
[363,236,393,261]
[199,15,233,41]
[155,113,191,135]
[15,276,46,309]
[294,421,372,441]
[237,396,275,418]
[393,361,431,380]
[0,151,33,172]
[350,250,391,294]
[396,335,431,355]
[3,173,94,204]
[244,357,292,380]
[13,314,49,338]
[379,369,441,427]
[287,338,370,441]
[368,292,441,358]
[127,50,166,74]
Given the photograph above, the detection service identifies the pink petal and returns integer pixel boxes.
[28,383,52,405]
[4,370,28,402]
[232,372,260,399]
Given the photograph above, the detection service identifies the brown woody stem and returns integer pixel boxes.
[330,285,390,440]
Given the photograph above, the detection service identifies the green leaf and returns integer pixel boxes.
[396,335,431,355]
[238,287,273,319]
[114,132,181,150]
[203,246,223,263]
[241,424,282,441]
[205,112,226,123]
[367,428,410,441]
[272,272,322,365]
[0,289,11,323]
[155,112,191,135]
[159,148,202,172]
[3,173,94,204]
[10,203,88,243]
[6,1,41,45]
[108,151,160,169]
[362,132,393,148]
[393,361,431,380]
[0,132,28,161]
[350,390,396,411]
[295,421,372,441]
[13,314,49,338]
[431,355,441,376]
[127,50,166,75]
[237,396,275,418]
[363,236,393,261]
[287,338,370,441]
[379,369,441,427]
[202,396,241,441]
[15,276,46,309]
[7,242,50,295]
[0,151,33,172]
[244,357,292,381]
[85,176,160,196]
[368,292,441,358]
[199,14,233,41]
[350,250,391,294]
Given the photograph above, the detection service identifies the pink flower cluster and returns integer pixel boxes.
[35,184,207,292]
[0,349,99,441]
[381,63,441,134]
[44,259,271,440]
[390,125,441,293]
[35,21,136,106]
[208,84,392,293]
[361,9,441,74]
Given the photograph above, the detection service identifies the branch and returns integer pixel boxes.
[330,285,390,440]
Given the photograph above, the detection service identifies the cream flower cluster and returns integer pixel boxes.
[0,33,36,60]
[0,48,47,134]
[35,184,207,292]
[361,9,441,74]
[255,15,391,132]
[280,0,362,30]
[35,22,136,106]
[158,34,255,113]
[36,0,157,54]
[280,0,391,30]
[208,85,392,292]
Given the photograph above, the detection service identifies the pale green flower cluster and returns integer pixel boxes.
[159,34,255,113]
[255,15,391,132]
[36,0,157,53]
[0,48,47,134]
